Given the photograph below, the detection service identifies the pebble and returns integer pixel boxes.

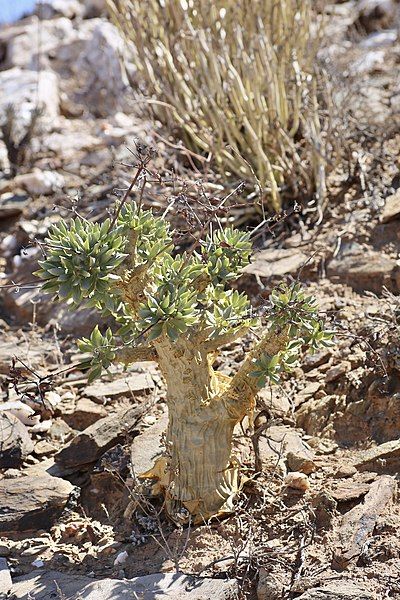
[113,550,128,566]
[284,472,310,492]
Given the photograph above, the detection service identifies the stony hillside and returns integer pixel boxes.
[1,1,400,599]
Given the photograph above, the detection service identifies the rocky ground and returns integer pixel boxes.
[1,1,400,599]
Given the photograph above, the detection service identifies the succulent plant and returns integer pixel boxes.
[36,201,332,522]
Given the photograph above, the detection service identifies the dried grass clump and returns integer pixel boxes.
[108,0,326,212]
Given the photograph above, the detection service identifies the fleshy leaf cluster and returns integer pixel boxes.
[250,283,334,388]
[35,218,126,308]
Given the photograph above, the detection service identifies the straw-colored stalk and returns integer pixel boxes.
[107,0,325,211]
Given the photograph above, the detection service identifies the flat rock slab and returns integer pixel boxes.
[130,412,168,475]
[0,412,34,468]
[354,439,400,474]
[333,475,396,569]
[0,472,74,532]
[10,570,237,599]
[329,481,371,503]
[297,582,373,599]
[243,248,308,278]
[55,403,149,469]
[327,251,398,294]
[0,336,56,375]
[84,374,154,399]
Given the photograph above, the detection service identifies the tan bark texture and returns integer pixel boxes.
[139,328,289,522]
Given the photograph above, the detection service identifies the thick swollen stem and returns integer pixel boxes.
[145,336,236,521]
[140,327,289,522]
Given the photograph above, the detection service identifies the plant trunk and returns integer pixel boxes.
[143,336,240,522]
[141,329,289,522]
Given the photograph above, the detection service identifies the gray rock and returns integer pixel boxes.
[0,557,12,596]
[0,68,59,130]
[10,570,237,599]
[5,17,77,70]
[327,250,398,294]
[0,412,34,469]
[9,570,93,599]
[260,426,317,475]
[63,398,108,431]
[0,335,56,376]
[0,471,74,532]
[12,169,65,196]
[243,248,308,279]
[297,582,373,599]
[55,403,150,469]
[75,20,129,115]
[38,0,84,19]
[130,411,168,475]
[257,569,283,600]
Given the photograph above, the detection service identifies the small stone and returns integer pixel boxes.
[29,420,53,434]
[295,382,322,407]
[0,544,11,557]
[257,569,283,600]
[380,190,400,223]
[330,481,371,502]
[0,412,34,468]
[327,251,397,294]
[113,550,128,566]
[13,169,65,196]
[335,464,357,478]
[311,490,337,531]
[0,68,59,127]
[34,440,57,457]
[297,582,373,599]
[303,349,331,371]
[284,472,310,492]
[0,401,39,426]
[261,426,317,475]
[257,388,290,416]
[44,391,62,409]
[325,362,351,383]
[31,559,45,568]
[0,557,12,595]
